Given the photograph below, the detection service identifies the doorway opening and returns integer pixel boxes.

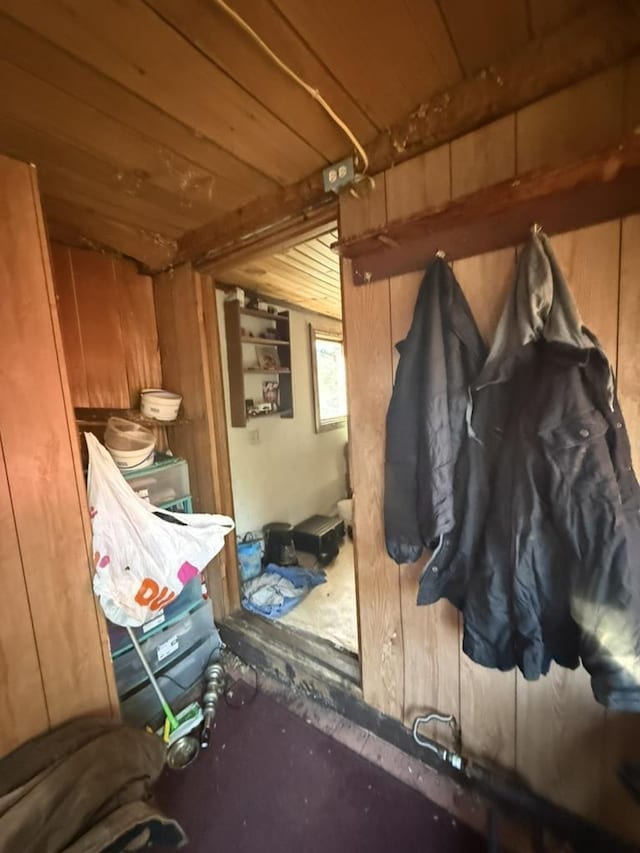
[214,223,359,665]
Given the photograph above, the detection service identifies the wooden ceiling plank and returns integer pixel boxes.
[0,11,276,203]
[145,0,367,162]
[272,0,462,129]
[2,0,325,184]
[293,239,342,270]
[436,0,530,75]
[0,116,201,232]
[0,60,225,223]
[229,259,339,297]
[222,270,340,313]
[45,198,176,270]
[232,280,342,318]
[275,248,341,284]
[263,253,340,289]
[527,0,590,37]
[178,2,640,271]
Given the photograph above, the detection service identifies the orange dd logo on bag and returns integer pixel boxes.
[134,578,176,611]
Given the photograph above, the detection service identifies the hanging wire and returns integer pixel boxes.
[212,0,370,176]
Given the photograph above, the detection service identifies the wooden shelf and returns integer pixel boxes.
[241,336,290,346]
[244,367,291,374]
[333,137,640,284]
[240,307,289,322]
[224,299,294,427]
[247,409,293,420]
[74,407,190,428]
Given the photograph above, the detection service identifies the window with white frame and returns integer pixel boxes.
[309,325,347,433]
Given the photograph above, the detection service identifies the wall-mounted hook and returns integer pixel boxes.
[531,222,542,234]
[435,249,446,259]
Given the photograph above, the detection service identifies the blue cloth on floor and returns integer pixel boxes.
[242,563,326,619]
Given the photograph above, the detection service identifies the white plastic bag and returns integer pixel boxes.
[86,433,234,627]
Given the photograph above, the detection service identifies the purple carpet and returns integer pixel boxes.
[155,687,484,852]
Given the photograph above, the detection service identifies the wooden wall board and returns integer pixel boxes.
[0,434,50,757]
[201,274,240,614]
[52,242,165,465]
[0,154,113,727]
[341,252,404,718]
[385,144,451,222]
[451,116,516,199]
[617,215,640,470]
[68,249,130,409]
[599,215,640,834]
[115,264,162,407]
[453,250,515,346]
[625,55,640,133]
[50,244,90,407]
[154,264,238,619]
[516,66,625,173]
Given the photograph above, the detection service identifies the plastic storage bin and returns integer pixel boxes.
[112,601,214,697]
[120,632,220,727]
[123,454,190,508]
[107,574,205,656]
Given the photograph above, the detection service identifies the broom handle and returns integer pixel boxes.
[125,626,179,730]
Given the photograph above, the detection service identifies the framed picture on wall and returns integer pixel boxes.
[255,345,280,371]
[263,380,280,412]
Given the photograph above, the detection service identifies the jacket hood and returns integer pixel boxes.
[473,231,612,403]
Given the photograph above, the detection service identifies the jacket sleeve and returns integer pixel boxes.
[384,265,449,564]
[384,335,424,564]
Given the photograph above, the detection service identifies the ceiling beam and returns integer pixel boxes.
[174,0,640,272]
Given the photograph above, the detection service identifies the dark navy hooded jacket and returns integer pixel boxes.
[384,235,640,710]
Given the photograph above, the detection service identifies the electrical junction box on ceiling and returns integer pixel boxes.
[323,156,355,193]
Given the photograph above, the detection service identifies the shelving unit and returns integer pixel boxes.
[224,300,294,427]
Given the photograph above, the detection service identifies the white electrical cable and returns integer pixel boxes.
[212,0,369,174]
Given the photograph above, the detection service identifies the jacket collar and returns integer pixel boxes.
[473,231,612,403]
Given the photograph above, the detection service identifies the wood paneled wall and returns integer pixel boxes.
[341,60,640,842]
[154,265,239,619]
[51,244,162,409]
[0,154,116,759]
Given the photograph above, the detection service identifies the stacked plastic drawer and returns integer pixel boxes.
[109,454,219,726]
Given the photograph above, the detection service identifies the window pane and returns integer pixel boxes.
[315,337,347,422]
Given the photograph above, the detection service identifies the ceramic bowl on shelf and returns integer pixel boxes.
[104,417,155,469]
[140,388,183,422]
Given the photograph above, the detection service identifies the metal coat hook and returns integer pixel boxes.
[531,222,542,234]
[435,249,446,258]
